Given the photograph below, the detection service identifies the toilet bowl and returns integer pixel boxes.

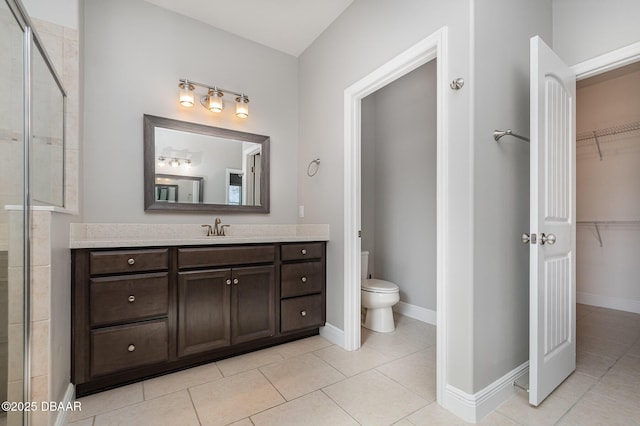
[361,251,400,333]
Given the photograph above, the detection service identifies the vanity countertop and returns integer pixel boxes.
[70,223,329,249]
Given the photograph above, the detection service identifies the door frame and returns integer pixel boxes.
[343,27,449,403]
[571,41,640,81]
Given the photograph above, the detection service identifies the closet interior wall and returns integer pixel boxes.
[576,62,640,314]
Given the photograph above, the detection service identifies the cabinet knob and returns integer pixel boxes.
[300,310,307,317]
[226,279,232,285]
[300,276,307,283]
[128,344,135,352]
[128,295,135,303]
[233,278,239,285]
[301,249,307,255]
[127,258,135,265]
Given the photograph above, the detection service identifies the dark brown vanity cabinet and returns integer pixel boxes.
[72,241,325,397]
[279,243,326,333]
[177,265,275,357]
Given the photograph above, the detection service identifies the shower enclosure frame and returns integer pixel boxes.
[4,0,67,424]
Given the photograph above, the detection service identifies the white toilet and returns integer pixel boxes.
[361,251,400,333]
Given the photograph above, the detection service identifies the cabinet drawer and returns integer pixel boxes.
[281,243,324,261]
[281,294,324,333]
[178,245,274,269]
[281,262,323,298]
[90,249,168,275]
[90,273,169,326]
[90,319,168,377]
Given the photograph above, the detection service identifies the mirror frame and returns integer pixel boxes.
[144,114,270,213]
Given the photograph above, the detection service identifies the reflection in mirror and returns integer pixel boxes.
[144,115,270,213]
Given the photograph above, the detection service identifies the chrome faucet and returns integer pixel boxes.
[213,217,221,236]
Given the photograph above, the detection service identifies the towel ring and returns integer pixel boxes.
[307,158,320,177]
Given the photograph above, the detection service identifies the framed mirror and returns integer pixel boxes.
[144,114,270,213]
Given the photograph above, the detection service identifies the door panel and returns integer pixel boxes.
[529,35,576,406]
[177,269,231,357]
[231,265,275,345]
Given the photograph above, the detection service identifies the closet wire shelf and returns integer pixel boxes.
[576,121,640,160]
[577,220,640,247]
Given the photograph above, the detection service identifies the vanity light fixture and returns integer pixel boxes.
[158,156,193,169]
[178,80,195,107]
[178,78,250,118]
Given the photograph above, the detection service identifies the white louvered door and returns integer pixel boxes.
[529,35,576,406]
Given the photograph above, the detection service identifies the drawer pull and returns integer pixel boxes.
[301,249,307,255]
[127,258,135,265]
[128,344,136,352]
[301,276,307,283]
[233,278,239,285]
[226,279,232,286]
[128,295,135,303]
[300,310,307,317]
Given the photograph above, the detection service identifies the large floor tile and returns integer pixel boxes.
[274,335,333,358]
[189,369,284,426]
[575,350,616,378]
[477,411,520,425]
[260,352,345,400]
[68,383,143,422]
[361,327,429,359]
[496,388,573,426]
[93,390,198,426]
[216,346,284,377]
[577,321,640,345]
[143,361,222,400]
[67,418,94,426]
[376,349,437,401]
[323,369,428,426]
[404,402,468,425]
[313,344,391,376]
[558,389,640,425]
[251,391,358,426]
[549,371,596,402]
[577,334,631,359]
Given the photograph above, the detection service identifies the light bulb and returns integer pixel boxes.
[207,88,224,112]
[157,157,166,167]
[235,95,249,118]
[179,81,194,107]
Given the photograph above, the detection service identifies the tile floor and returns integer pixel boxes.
[66,305,640,425]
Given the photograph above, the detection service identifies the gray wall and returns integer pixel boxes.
[472,0,552,391]
[361,61,437,310]
[299,0,476,393]
[553,0,640,66]
[83,0,299,223]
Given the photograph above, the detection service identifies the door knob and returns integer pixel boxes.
[540,233,556,245]
[522,233,531,244]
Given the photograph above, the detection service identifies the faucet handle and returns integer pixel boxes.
[220,224,230,236]
[201,224,213,236]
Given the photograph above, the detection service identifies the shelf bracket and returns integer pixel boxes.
[593,131,603,161]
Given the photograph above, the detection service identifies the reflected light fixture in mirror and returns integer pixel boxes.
[178,78,249,118]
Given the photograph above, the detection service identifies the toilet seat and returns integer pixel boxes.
[362,278,399,294]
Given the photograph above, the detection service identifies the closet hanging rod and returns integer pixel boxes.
[494,129,530,143]
[576,121,640,142]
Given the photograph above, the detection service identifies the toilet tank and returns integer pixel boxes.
[361,251,369,280]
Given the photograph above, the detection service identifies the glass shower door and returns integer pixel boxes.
[0,1,26,425]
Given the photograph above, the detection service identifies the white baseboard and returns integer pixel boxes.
[320,322,345,347]
[577,292,640,314]
[442,362,528,423]
[393,301,437,325]
[54,383,76,426]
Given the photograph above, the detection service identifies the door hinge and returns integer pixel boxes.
[358,230,362,238]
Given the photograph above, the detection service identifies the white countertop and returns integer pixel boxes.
[70,223,329,249]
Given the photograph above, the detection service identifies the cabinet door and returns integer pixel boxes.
[231,265,275,345]
[178,269,231,357]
